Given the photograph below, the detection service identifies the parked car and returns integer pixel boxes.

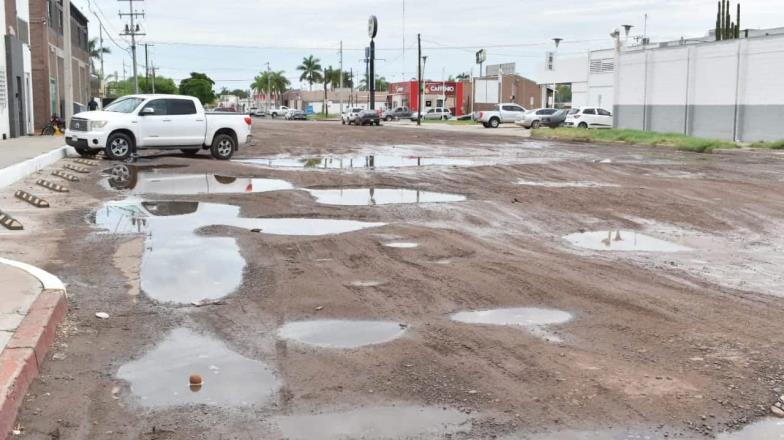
[382,106,413,121]
[248,107,265,117]
[515,108,568,129]
[342,107,364,125]
[285,110,308,120]
[475,103,527,128]
[355,109,381,126]
[267,106,290,118]
[64,94,253,160]
[564,107,614,128]
[422,107,452,120]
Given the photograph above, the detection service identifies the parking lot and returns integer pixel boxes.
[4,119,784,438]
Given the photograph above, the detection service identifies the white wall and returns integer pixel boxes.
[0,4,9,139]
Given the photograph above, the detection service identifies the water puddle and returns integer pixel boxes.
[563,230,693,252]
[236,154,479,169]
[348,280,384,287]
[273,405,472,439]
[94,200,384,303]
[103,164,293,195]
[516,180,618,188]
[277,320,406,348]
[116,328,279,408]
[451,307,573,342]
[306,188,465,206]
[716,418,784,439]
[383,242,419,249]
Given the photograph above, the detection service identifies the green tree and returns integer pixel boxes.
[107,75,178,97]
[297,55,323,90]
[358,75,388,92]
[251,71,290,97]
[179,72,216,105]
[218,88,250,99]
[555,84,572,106]
[88,38,110,74]
[456,72,471,80]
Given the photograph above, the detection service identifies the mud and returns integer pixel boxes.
[6,119,784,439]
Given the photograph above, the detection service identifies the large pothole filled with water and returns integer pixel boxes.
[451,307,573,342]
[277,320,407,349]
[306,188,466,206]
[94,200,385,303]
[116,328,280,408]
[563,230,693,252]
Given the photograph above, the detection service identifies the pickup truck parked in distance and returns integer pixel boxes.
[474,103,527,128]
[267,106,290,118]
[382,106,413,121]
[64,94,253,161]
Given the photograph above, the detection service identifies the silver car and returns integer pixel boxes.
[515,108,567,129]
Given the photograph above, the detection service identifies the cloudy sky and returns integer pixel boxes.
[72,0,782,91]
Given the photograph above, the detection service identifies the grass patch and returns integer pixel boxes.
[308,113,341,121]
[750,140,784,149]
[531,128,738,153]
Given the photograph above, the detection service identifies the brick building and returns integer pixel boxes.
[469,73,542,112]
[29,0,90,131]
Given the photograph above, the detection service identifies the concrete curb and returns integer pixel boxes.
[0,146,76,190]
[0,260,67,437]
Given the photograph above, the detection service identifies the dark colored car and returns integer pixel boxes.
[356,110,381,126]
[287,110,308,120]
[382,106,413,121]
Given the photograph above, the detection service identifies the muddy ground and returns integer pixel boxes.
[5,119,784,439]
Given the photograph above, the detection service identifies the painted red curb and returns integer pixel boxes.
[0,289,66,437]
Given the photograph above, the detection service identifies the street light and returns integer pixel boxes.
[551,38,562,108]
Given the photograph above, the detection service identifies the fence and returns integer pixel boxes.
[615,34,784,142]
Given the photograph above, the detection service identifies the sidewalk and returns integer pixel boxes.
[0,259,67,436]
[0,136,71,189]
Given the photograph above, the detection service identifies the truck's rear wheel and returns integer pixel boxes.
[181,148,200,156]
[105,133,133,160]
[489,118,500,128]
[210,134,235,160]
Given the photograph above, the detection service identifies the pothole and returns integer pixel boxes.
[94,200,384,303]
[451,307,573,342]
[306,188,466,206]
[383,242,419,249]
[236,154,480,169]
[273,405,472,439]
[103,165,293,195]
[277,320,407,348]
[563,230,692,252]
[116,328,279,408]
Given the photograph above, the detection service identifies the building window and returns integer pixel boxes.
[589,58,615,74]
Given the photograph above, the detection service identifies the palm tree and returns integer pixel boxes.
[456,72,471,80]
[88,38,110,75]
[251,70,291,103]
[297,55,323,90]
[359,75,389,92]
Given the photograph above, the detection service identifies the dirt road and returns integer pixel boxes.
[6,119,784,439]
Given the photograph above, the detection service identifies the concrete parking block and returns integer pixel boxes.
[72,159,98,167]
[14,191,49,208]
[0,211,23,230]
[62,164,90,174]
[35,179,69,193]
[51,170,80,182]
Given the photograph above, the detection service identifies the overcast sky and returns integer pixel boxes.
[72,0,782,91]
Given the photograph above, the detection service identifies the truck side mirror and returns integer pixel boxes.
[140,107,155,116]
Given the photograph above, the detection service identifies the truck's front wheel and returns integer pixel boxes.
[211,134,235,160]
[105,133,133,160]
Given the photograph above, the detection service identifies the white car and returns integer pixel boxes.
[64,94,253,160]
[267,106,290,118]
[475,103,527,128]
[249,107,265,117]
[564,107,614,129]
[514,108,567,129]
[421,107,452,120]
[341,107,364,125]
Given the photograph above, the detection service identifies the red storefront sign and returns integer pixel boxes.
[387,81,465,116]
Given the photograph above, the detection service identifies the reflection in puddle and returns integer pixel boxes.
[383,242,419,249]
[116,328,279,408]
[103,164,293,195]
[516,180,618,188]
[94,200,384,303]
[278,320,406,348]
[564,230,692,252]
[307,188,466,206]
[716,418,784,439]
[274,405,472,439]
[236,154,479,169]
[348,280,384,287]
[452,307,573,342]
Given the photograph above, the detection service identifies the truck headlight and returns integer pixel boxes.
[89,120,109,130]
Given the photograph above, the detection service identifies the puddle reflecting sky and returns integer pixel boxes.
[278,320,406,348]
[564,230,693,252]
[307,188,466,206]
[103,164,293,195]
[94,200,384,303]
[273,405,471,439]
[382,242,419,249]
[116,328,279,408]
[452,307,573,342]
[236,155,479,169]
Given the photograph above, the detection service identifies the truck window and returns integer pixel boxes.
[168,99,197,115]
[141,99,168,115]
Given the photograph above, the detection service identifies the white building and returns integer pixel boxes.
[1,0,35,140]
[537,48,616,110]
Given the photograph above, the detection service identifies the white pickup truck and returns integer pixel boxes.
[64,94,253,160]
[267,106,290,118]
[474,103,527,128]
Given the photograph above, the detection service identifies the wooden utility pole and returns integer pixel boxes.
[417,33,422,126]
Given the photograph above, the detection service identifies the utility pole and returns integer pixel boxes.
[119,0,145,93]
[144,43,149,86]
[368,16,378,110]
[417,33,422,126]
[99,26,105,78]
[339,41,344,115]
[265,62,271,113]
[150,65,156,93]
[63,0,73,121]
